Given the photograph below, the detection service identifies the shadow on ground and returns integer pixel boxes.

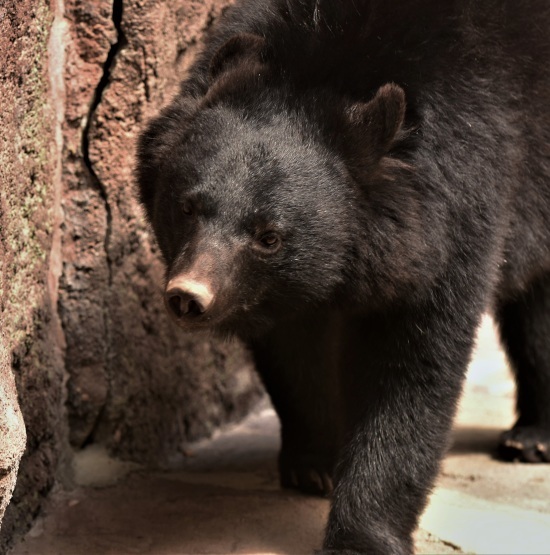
[449,427,501,456]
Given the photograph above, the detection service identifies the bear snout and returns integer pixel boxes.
[164,277,215,323]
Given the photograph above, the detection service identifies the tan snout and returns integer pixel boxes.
[165,276,215,321]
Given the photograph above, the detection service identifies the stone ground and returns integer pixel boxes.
[10,317,550,555]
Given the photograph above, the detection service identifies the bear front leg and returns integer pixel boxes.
[496,272,550,463]
[322,294,484,555]
[251,313,346,496]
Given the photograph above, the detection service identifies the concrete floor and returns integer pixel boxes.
[11,317,550,555]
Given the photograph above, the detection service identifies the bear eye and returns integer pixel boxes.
[257,231,281,251]
[182,199,194,216]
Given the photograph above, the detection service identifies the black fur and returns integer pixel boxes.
[136,1,550,553]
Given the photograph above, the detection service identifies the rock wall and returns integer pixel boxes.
[0,0,262,548]
[61,0,261,464]
[0,0,66,542]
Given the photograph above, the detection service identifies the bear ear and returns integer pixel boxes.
[135,97,195,217]
[345,83,406,163]
[136,114,172,216]
[209,33,266,79]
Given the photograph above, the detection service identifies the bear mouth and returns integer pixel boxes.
[164,304,276,340]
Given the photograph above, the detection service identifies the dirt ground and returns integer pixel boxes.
[10,317,550,555]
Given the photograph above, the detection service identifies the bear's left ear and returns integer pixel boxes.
[209,33,266,80]
[345,83,406,165]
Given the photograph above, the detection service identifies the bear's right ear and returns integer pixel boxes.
[209,33,266,80]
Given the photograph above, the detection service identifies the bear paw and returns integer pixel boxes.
[279,450,335,496]
[498,425,550,463]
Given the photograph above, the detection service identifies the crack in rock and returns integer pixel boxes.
[82,0,126,288]
[77,0,126,447]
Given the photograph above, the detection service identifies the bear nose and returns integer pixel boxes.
[165,278,214,320]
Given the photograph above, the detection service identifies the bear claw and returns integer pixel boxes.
[280,453,335,496]
[498,426,550,463]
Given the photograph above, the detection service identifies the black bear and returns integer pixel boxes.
[136,1,550,553]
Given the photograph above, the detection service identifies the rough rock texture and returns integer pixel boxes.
[0,340,26,533]
[0,0,66,547]
[0,0,263,548]
[60,0,261,463]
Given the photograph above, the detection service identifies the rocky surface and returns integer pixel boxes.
[60,0,261,464]
[0,340,26,534]
[0,0,262,548]
[0,0,66,545]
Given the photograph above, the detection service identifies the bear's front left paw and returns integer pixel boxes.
[279,449,335,496]
[498,425,550,462]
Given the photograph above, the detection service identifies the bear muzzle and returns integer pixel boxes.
[164,276,215,325]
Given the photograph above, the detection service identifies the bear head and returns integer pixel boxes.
[136,33,409,338]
